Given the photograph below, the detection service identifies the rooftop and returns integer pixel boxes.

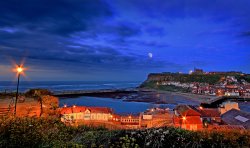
[221,109,250,129]
[60,106,113,114]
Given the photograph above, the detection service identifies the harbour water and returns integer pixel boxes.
[59,96,176,114]
[59,96,250,114]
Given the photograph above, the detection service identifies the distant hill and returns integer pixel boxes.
[140,72,250,91]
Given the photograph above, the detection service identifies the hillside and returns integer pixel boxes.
[140,72,250,91]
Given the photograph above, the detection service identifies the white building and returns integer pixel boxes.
[219,102,240,114]
[61,106,113,122]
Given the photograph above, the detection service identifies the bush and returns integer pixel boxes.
[110,127,250,148]
[25,89,52,97]
[0,117,249,147]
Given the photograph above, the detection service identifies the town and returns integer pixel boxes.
[59,101,249,130]
[152,68,250,97]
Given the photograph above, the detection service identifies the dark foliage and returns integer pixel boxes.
[0,118,249,148]
[25,89,52,97]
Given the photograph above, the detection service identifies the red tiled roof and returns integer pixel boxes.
[225,85,238,89]
[111,114,121,118]
[60,106,112,114]
[175,105,201,116]
[86,107,112,114]
[60,107,73,114]
[73,106,87,113]
[198,108,220,117]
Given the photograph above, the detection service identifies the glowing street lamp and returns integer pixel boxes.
[17,67,23,73]
[182,116,186,120]
[14,65,24,116]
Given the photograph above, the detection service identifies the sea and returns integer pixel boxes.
[0,81,249,114]
[0,81,140,92]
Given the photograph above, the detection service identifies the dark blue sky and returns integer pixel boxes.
[0,0,250,81]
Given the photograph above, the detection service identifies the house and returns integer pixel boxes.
[216,88,225,96]
[244,85,250,92]
[224,92,240,97]
[119,114,142,129]
[109,114,120,122]
[241,85,250,96]
[221,109,250,129]
[173,105,203,130]
[218,102,240,114]
[193,68,204,74]
[190,106,221,127]
[224,85,240,96]
[120,115,140,125]
[60,106,113,122]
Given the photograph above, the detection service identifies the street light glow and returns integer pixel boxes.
[182,116,186,120]
[17,67,23,73]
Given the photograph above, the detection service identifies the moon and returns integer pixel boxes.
[148,52,153,58]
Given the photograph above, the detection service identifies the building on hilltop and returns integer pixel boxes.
[193,68,204,74]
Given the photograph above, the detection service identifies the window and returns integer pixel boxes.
[190,124,197,130]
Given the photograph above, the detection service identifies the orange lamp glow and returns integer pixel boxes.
[182,116,186,120]
[17,67,23,73]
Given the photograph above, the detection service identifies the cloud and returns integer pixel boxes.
[1,0,250,80]
[241,31,250,37]
[0,0,112,36]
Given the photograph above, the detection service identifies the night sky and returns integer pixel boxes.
[0,0,250,81]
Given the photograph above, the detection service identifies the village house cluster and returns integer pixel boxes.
[159,69,250,97]
[60,101,250,130]
[60,105,173,129]
[173,102,250,130]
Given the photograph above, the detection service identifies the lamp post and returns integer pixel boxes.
[14,65,23,116]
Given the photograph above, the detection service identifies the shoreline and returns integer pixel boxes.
[55,88,209,105]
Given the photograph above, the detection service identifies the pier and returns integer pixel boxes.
[202,96,250,107]
[53,88,140,97]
